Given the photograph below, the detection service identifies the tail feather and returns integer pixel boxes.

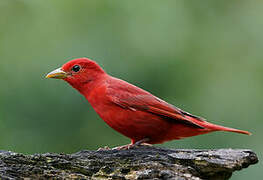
[201,121,251,135]
[185,115,251,135]
[209,123,251,135]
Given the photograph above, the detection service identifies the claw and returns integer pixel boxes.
[97,146,111,151]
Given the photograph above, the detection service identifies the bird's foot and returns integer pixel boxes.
[112,138,151,150]
[112,144,134,150]
[139,143,153,147]
[97,146,111,151]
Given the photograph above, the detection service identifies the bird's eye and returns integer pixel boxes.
[72,65,81,72]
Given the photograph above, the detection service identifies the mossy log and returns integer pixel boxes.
[0,147,258,179]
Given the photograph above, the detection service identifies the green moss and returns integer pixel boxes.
[193,160,209,166]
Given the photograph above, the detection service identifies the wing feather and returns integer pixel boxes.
[106,79,205,129]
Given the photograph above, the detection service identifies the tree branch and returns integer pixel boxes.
[0,147,258,179]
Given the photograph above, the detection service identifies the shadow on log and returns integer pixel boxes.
[0,147,258,179]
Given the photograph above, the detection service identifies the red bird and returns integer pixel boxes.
[46,58,251,149]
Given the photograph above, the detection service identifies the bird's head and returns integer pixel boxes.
[46,58,106,90]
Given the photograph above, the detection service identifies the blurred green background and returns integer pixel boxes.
[0,0,261,179]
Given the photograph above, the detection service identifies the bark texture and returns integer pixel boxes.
[0,147,258,180]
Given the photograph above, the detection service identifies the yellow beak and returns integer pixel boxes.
[46,68,68,79]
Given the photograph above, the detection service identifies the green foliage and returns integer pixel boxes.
[0,1,261,179]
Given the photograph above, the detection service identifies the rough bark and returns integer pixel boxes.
[0,147,258,180]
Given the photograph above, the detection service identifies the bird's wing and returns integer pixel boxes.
[106,79,205,129]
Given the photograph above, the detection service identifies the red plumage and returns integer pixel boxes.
[46,58,251,146]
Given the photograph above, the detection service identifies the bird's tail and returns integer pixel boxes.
[183,114,251,135]
[201,121,251,135]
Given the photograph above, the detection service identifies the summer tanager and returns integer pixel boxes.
[46,58,251,149]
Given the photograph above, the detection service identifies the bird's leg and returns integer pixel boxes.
[112,138,151,150]
[133,138,151,147]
